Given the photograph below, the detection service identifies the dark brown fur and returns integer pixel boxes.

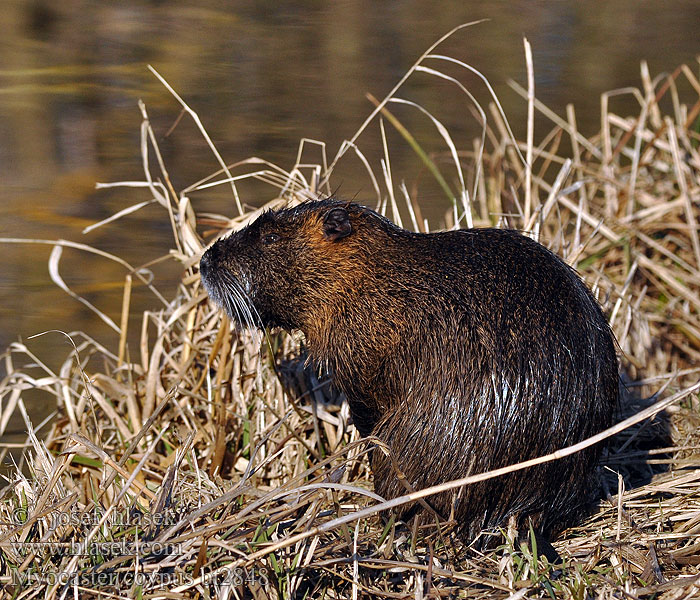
[199,199,619,543]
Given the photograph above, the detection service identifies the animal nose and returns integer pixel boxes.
[199,252,210,278]
[199,242,220,277]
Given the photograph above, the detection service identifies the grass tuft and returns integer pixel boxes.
[1,27,700,599]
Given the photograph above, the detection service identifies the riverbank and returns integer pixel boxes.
[1,39,699,598]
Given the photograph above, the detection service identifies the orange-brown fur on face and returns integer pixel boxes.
[199,199,619,545]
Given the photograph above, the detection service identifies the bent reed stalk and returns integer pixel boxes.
[1,29,699,598]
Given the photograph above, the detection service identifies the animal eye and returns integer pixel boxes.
[261,233,281,245]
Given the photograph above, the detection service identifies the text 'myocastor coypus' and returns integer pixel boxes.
[199,198,619,544]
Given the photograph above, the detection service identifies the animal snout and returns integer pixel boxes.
[199,242,222,278]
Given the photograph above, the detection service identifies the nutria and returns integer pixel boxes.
[199,198,618,545]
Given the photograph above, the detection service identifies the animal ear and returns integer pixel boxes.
[323,207,352,241]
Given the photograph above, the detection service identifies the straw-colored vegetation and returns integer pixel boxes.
[1,27,700,599]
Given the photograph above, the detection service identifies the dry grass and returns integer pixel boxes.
[1,26,699,599]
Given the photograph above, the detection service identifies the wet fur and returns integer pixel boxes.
[199,199,619,542]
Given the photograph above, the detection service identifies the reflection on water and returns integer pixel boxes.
[1,0,699,435]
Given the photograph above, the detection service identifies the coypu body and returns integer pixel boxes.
[199,199,618,543]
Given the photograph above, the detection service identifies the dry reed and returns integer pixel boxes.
[1,27,699,599]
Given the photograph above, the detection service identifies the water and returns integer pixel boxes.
[1,0,699,438]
